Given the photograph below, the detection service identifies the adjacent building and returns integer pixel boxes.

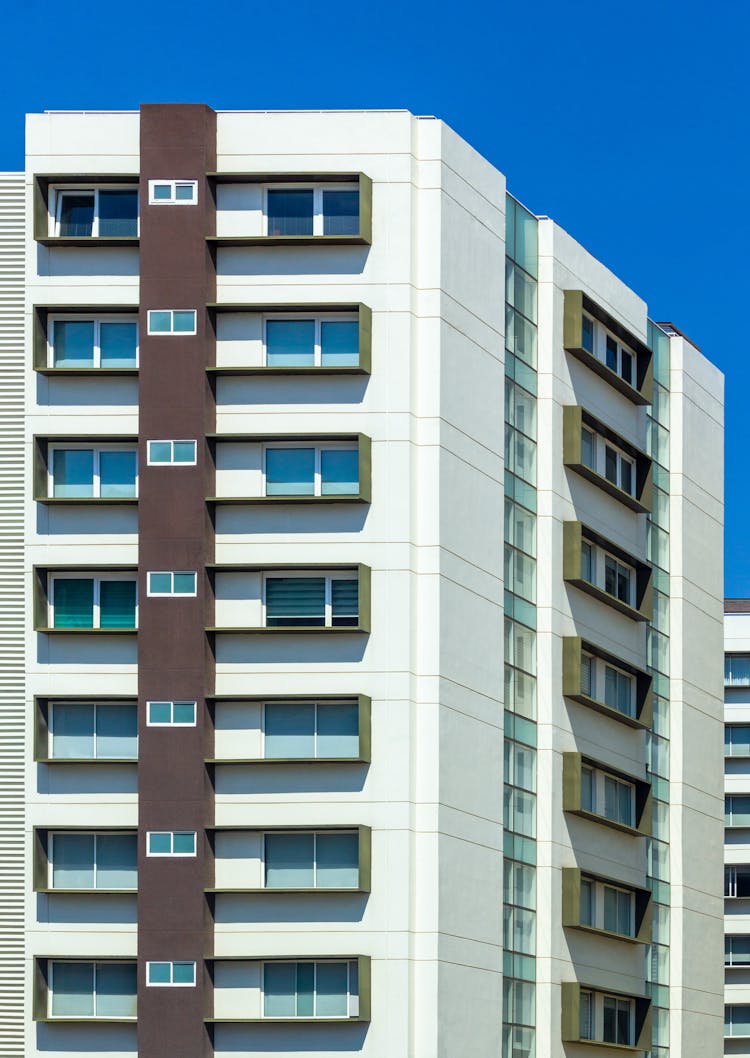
[0,104,725,1056]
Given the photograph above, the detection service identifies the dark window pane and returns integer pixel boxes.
[323,190,359,235]
[266,578,325,627]
[53,450,94,498]
[54,579,94,629]
[266,449,315,495]
[321,449,359,495]
[266,320,315,366]
[53,321,95,367]
[267,190,313,236]
[99,581,136,629]
[98,190,138,237]
[100,322,137,367]
[606,336,618,372]
[265,702,315,759]
[621,349,634,385]
[332,578,358,626]
[605,447,618,485]
[59,194,94,236]
[321,320,359,366]
[581,316,594,353]
[99,451,137,498]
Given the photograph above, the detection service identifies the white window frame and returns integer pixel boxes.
[261,959,359,1019]
[581,541,635,607]
[49,700,138,761]
[263,312,359,368]
[48,314,139,369]
[262,699,360,760]
[49,831,137,891]
[48,442,138,500]
[148,179,198,205]
[146,440,197,466]
[262,441,359,497]
[48,572,138,630]
[262,570,359,628]
[48,960,137,1019]
[580,314,637,387]
[579,990,635,1045]
[146,571,198,597]
[50,185,140,238]
[580,653,635,717]
[580,876,635,937]
[146,961,196,987]
[146,700,197,727]
[263,183,358,237]
[146,831,197,857]
[146,309,197,336]
[262,830,359,890]
[581,765,636,827]
[580,427,635,496]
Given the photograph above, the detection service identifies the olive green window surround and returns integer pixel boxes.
[563,752,652,836]
[33,566,138,635]
[32,957,139,1022]
[562,406,653,514]
[34,696,138,764]
[32,305,140,376]
[561,867,652,944]
[563,521,653,622]
[33,174,139,247]
[563,290,653,405]
[33,827,138,893]
[33,435,139,504]
[562,637,653,729]
[561,981,652,1051]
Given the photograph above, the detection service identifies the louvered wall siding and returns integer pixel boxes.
[0,173,26,1053]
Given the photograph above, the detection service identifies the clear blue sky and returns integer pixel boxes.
[4,0,745,593]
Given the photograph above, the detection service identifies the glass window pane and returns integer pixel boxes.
[581,767,594,812]
[174,441,196,464]
[321,449,359,495]
[97,834,137,888]
[172,962,195,985]
[100,322,137,367]
[52,962,94,1016]
[320,320,359,366]
[96,702,137,758]
[173,572,196,594]
[266,577,325,627]
[52,702,95,758]
[265,702,315,758]
[148,701,171,724]
[579,990,593,1039]
[53,320,95,367]
[322,190,359,236]
[149,573,172,594]
[267,190,314,236]
[99,581,136,629]
[266,319,315,366]
[96,963,137,1017]
[580,879,593,925]
[172,701,196,724]
[153,184,171,200]
[173,310,196,333]
[53,578,94,629]
[172,832,196,855]
[296,963,314,1016]
[265,833,314,888]
[266,448,315,495]
[148,441,171,464]
[316,701,359,758]
[331,578,358,626]
[606,336,618,372]
[59,194,94,237]
[147,962,171,984]
[53,450,94,498]
[149,311,171,333]
[148,833,172,854]
[315,962,348,1016]
[53,834,95,889]
[316,832,359,888]
[98,190,138,237]
[264,962,297,1017]
[581,429,595,470]
[175,184,194,201]
[621,350,634,385]
[581,316,594,353]
[605,446,618,484]
[99,451,137,498]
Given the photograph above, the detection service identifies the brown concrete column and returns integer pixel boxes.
[137,103,216,1058]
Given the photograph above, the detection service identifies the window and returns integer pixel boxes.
[148,180,197,205]
[147,571,197,597]
[581,541,634,607]
[146,962,196,987]
[581,766,635,827]
[49,701,137,760]
[147,440,197,466]
[266,185,359,237]
[580,990,633,1046]
[726,655,750,687]
[726,725,750,756]
[580,653,635,717]
[147,310,197,335]
[264,443,359,497]
[727,1005,750,1037]
[726,866,750,898]
[264,700,359,759]
[50,575,137,630]
[147,831,196,857]
[147,700,197,726]
[49,316,138,369]
[581,315,595,354]
[726,796,750,827]
[579,315,637,387]
[49,446,137,499]
[579,876,634,936]
[264,573,359,628]
[264,831,359,889]
[265,315,359,368]
[726,936,750,966]
[50,832,137,890]
[580,990,594,1040]
[263,960,359,1018]
[49,961,137,1018]
[579,428,635,495]
[53,187,138,238]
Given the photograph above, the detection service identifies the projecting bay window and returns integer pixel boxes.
[47,574,137,630]
[726,936,750,966]
[48,445,137,499]
[46,832,137,891]
[564,522,652,620]
[563,406,652,512]
[263,700,361,760]
[582,542,633,607]
[46,701,137,760]
[581,653,635,718]
[563,637,653,728]
[580,991,634,1047]
[264,573,359,628]
[52,187,139,238]
[48,316,138,369]
[266,185,359,237]
[265,315,360,368]
[563,290,653,403]
[580,877,634,937]
[264,443,359,497]
[264,831,360,889]
[46,961,137,1019]
[581,766,635,828]
[564,753,650,835]
[263,960,360,1019]
[580,312,634,386]
[581,427,635,495]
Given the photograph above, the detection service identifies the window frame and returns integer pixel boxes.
[50,185,140,239]
[262,571,359,629]
[581,540,635,607]
[262,440,359,498]
[263,183,359,237]
[47,442,138,500]
[261,699,361,761]
[262,830,360,890]
[262,959,359,1019]
[580,426,635,496]
[146,831,197,858]
[148,179,198,205]
[146,440,197,466]
[146,700,197,727]
[48,960,137,1020]
[47,314,139,369]
[579,989,634,1046]
[146,961,196,987]
[581,312,637,388]
[263,312,359,368]
[580,652,635,718]
[581,764,636,828]
[48,700,138,761]
[48,572,138,630]
[48,831,137,891]
[146,309,198,336]
[579,875,635,938]
[146,571,198,598]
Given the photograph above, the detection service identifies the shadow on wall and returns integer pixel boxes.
[215,506,369,537]
[211,1021,368,1053]
[212,892,368,926]
[37,1021,137,1052]
[37,892,137,926]
[216,245,369,277]
[37,635,138,667]
[214,635,368,665]
[36,376,139,408]
[37,245,140,278]
[36,763,137,798]
[212,763,368,797]
[37,506,138,538]
[216,376,369,407]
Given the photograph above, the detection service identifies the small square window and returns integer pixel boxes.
[147,700,197,726]
[147,831,197,856]
[147,310,197,335]
[148,180,198,205]
[147,440,197,466]
[147,571,197,597]
[146,961,196,987]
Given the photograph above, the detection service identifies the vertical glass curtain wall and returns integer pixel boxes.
[503,195,538,1058]
[645,322,671,1058]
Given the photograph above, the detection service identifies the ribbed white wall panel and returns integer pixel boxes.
[0,173,25,1053]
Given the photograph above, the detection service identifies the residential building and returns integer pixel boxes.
[0,103,724,1057]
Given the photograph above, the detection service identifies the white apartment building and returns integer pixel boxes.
[0,104,726,1058]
